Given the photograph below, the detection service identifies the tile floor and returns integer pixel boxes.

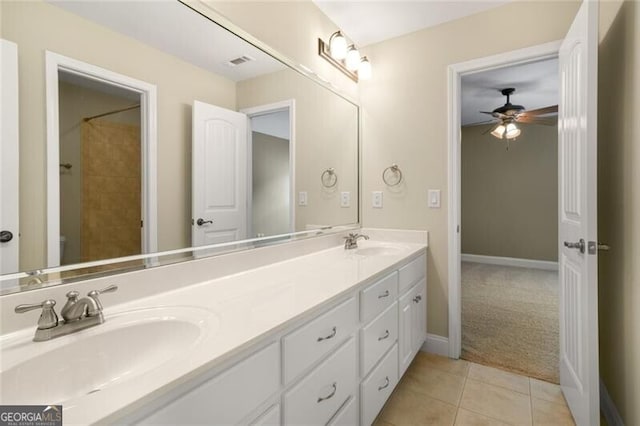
[374,352,575,426]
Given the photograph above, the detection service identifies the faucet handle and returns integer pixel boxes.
[15,299,59,330]
[87,285,118,314]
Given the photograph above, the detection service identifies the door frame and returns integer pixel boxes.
[446,40,562,358]
[240,99,296,237]
[45,51,158,267]
[1,39,19,275]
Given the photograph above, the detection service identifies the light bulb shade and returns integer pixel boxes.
[329,31,347,60]
[491,124,506,139]
[505,122,521,139]
[345,45,360,71]
[359,57,372,80]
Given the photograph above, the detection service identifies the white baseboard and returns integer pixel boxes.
[462,254,558,271]
[421,334,449,357]
[600,378,624,426]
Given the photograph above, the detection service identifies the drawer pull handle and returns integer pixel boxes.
[378,329,390,341]
[317,326,337,342]
[378,290,390,299]
[317,382,337,403]
[378,376,390,391]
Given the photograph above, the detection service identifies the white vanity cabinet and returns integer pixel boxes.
[129,250,427,426]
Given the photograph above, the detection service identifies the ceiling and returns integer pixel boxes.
[49,1,285,82]
[461,58,558,126]
[313,0,513,47]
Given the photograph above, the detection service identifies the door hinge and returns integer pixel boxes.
[457,225,460,233]
[141,220,143,228]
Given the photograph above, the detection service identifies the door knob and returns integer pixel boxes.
[588,241,610,254]
[564,238,585,254]
[196,218,213,226]
[0,230,13,243]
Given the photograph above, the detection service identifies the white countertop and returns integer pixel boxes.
[0,235,427,425]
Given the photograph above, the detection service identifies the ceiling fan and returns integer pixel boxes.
[479,88,558,140]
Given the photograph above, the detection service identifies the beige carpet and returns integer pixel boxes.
[461,261,559,383]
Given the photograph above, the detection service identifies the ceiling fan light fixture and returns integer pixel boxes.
[491,124,506,139]
[505,122,521,139]
[329,31,347,60]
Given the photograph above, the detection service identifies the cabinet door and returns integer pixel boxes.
[411,278,427,354]
[398,286,416,376]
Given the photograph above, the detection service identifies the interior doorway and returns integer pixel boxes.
[241,100,295,238]
[45,52,157,267]
[459,58,560,382]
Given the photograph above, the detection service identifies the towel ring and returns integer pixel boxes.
[321,168,338,188]
[382,164,403,186]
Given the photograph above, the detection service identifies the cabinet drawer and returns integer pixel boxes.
[361,344,399,426]
[361,271,398,323]
[139,342,280,425]
[284,337,357,425]
[399,254,426,292]
[328,395,358,426]
[361,301,398,376]
[250,403,280,426]
[283,297,358,383]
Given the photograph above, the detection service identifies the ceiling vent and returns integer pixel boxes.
[226,55,255,67]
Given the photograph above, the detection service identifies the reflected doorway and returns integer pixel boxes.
[242,100,295,239]
[45,52,158,267]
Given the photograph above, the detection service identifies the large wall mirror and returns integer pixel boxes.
[0,0,359,293]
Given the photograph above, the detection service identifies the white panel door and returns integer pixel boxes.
[0,39,19,274]
[558,1,599,424]
[192,100,247,246]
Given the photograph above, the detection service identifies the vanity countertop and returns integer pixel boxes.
[0,233,427,425]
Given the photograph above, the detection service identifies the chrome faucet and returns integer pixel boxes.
[15,285,118,342]
[344,232,369,250]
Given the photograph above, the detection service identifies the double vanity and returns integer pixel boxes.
[0,229,428,425]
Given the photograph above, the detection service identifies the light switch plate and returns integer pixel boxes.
[340,191,350,208]
[428,189,441,208]
[298,191,308,206]
[372,191,383,208]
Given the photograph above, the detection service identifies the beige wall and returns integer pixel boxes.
[58,81,140,265]
[461,124,558,261]
[237,69,358,230]
[1,0,236,270]
[597,0,640,423]
[252,132,290,237]
[360,1,580,337]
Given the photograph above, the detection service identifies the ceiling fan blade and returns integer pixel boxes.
[463,120,497,127]
[519,105,558,117]
[517,115,557,125]
[479,111,497,116]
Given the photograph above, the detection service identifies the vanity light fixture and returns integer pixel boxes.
[329,31,347,60]
[318,32,372,82]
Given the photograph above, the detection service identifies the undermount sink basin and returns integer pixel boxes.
[0,306,218,405]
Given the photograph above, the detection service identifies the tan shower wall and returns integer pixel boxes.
[81,121,141,262]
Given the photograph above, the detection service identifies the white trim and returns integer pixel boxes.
[461,254,559,271]
[447,40,562,359]
[241,100,296,235]
[421,334,449,357]
[45,51,158,267]
[0,39,20,276]
[600,378,623,426]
